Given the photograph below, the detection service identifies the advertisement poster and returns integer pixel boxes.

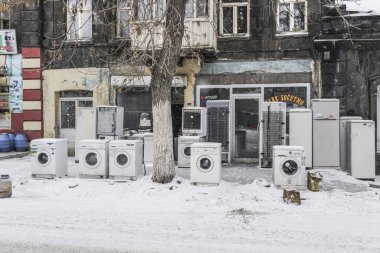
[9,76,23,113]
[0,30,17,55]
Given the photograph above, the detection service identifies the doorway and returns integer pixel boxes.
[232,95,260,163]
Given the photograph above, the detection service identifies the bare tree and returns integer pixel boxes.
[149,0,187,183]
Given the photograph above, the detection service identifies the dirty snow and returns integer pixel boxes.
[0,156,380,253]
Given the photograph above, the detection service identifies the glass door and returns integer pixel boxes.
[233,96,260,162]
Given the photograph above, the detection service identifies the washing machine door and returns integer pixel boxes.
[280,158,300,177]
[196,155,214,173]
[182,145,191,158]
[83,150,101,169]
[35,150,51,167]
[114,151,131,168]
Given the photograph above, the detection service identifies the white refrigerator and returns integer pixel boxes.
[346,120,375,180]
[339,116,362,171]
[75,107,96,162]
[312,99,340,169]
[289,108,313,168]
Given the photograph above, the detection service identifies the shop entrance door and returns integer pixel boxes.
[59,97,93,156]
[232,96,260,163]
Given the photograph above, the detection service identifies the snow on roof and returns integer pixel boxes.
[339,0,380,15]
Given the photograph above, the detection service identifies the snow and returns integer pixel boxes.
[340,0,380,14]
[1,156,380,252]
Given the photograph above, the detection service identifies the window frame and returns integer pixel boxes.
[66,0,93,41]
[219,0,250,37]
[276,0,308,35]
[117,0,132,38]
[185,0,210,20]
[135,0,166,22]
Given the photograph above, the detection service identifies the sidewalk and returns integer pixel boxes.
[0,151,29,160]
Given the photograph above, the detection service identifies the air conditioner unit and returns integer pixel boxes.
[260,102,286,168]
[182,107,207,136]
[206,100,231,163]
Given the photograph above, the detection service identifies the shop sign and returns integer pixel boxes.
[9,76,23,113]
[0,30,17,55]
[265,94,305,107]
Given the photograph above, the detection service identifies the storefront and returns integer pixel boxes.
[196,83,311,162]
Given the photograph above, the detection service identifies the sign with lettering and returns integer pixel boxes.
[265,94,305,107]
[9,76,23,113]
[0,30,17,54]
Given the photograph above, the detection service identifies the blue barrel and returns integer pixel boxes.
[7,133,15,151]
[14,133,28,152]
[0,134,11,152]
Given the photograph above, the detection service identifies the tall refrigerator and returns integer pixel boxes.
[339,116,362,171]
[289,108,313,168]
[312,99,340,169]
[346,120,375,180]
[75,107,97,162]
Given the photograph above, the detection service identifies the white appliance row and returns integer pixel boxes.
[31,138,144,180]
[79,139,143,179]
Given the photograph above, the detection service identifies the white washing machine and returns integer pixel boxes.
[79,139,110,178]
[272,145,306,189]
[30,138,68,178]
[191,142,222,185]
[109,140,143,179]
[178,136,202,168]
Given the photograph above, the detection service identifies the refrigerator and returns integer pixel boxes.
[289,108,313,168]
[75,107,96,162]
[312,99,340,169]
[339,116,362,171]
[97,106,124,138]
[346,120,375,180]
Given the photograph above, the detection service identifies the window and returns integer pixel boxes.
[185,0,209,18]
[137,0,164,21]
[67,0,92,41]
[117,0,132,38]
[219,0,249,36]
[277,0,307,33]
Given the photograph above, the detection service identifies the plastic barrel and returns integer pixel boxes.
[0,134,11,152]
[14,133,28,152]
[7,133,15,151]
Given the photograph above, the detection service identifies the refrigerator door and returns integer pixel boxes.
[347,120,375,179]
[312,99,340,168]
[289,109,313,168]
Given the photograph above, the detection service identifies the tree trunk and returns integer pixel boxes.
[151,0,186,183]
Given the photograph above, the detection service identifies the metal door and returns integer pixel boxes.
[59,98,93,156]
[232,96,260,162]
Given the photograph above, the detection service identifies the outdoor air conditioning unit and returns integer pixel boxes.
[260,102,287,168]
[182,107,207,137]
[206,100,231,163]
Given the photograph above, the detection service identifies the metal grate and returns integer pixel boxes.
[207,101,230,153]
[260,106,286,168]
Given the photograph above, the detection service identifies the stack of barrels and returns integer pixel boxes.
[0,133,28,152]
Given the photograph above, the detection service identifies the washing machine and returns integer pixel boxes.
[190,142,222,185]
[272,145,306,189]
[178,136,203,168]
[79,139,110,178]
[30,138,68,178]
[109,140,143,179]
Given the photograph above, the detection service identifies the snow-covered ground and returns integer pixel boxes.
[1,156,380,253]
